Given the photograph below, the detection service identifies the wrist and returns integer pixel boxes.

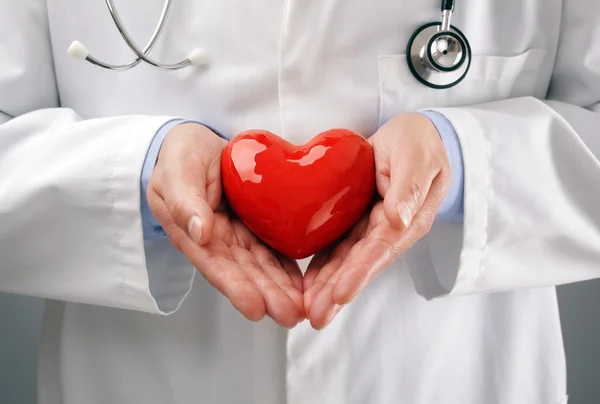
[160,121,227,162]
[173,121,228,143]
[418,110,464,221]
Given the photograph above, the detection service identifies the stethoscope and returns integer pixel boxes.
[67,0,209,71]
[68,0,471,89]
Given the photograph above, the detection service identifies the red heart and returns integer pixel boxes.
[221,129,375,259]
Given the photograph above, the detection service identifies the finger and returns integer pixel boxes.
[303,247,334,291]
[383,164,437,231]
[333,172,449,306]
[304,215,369,294]
[305,218,368,292]
[230,219,304,323]
[334,231,399,306]
[154,168,216,246]
[309,284,345,330]
[303,216,369,313]
[231,246,302,328]
[307,236,371,329]
[231,219,304,312]
[251,244,305,318]
[146,188,185,251]
[182,240,268,322]
[303,238,354,315]
[278,255,305,295]
[382,139,444,230]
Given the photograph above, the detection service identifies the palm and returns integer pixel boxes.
[188,206,305,328]
[303,201,414,329]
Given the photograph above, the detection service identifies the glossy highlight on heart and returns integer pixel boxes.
[221,129,375,259]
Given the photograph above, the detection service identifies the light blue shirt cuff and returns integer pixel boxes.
[419,110,464,222]
[140,119,227,240]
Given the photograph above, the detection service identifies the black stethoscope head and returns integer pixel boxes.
[406,0,471,89]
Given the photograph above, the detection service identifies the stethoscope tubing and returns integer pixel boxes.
[70,0,469,89]
[80,0,192,71]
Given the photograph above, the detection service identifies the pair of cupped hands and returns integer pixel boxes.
[147,113,451,330]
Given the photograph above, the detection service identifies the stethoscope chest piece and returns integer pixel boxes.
[406,21,471,89]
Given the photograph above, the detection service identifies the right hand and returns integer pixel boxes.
[146,123,304,328]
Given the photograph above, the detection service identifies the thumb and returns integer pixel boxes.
[383,160,438,230]
[163,183,216,246]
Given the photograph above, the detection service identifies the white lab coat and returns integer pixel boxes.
[0,0,598,402]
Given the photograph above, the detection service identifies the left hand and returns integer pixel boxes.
[303,112,452,329]
[147,123,304,328]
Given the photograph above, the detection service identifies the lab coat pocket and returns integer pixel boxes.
[377,48,547,125]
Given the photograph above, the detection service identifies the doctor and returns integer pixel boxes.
[1,0,599,403]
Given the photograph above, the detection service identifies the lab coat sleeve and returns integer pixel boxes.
[405,0,600,299]
[0,0,196,314]
[419,110,465,222]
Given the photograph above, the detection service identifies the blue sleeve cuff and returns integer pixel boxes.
[140,119,227,240]
[419,110,464,222]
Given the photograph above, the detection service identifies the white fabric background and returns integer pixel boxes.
[0,285,599,404]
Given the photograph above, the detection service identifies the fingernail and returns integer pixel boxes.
[188,216,203,243]
[397,203,414,228]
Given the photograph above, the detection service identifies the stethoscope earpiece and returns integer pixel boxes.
[68,0,208,71]
[187,48,210,67]
[67,41,89,61]
[406,0,471,89]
